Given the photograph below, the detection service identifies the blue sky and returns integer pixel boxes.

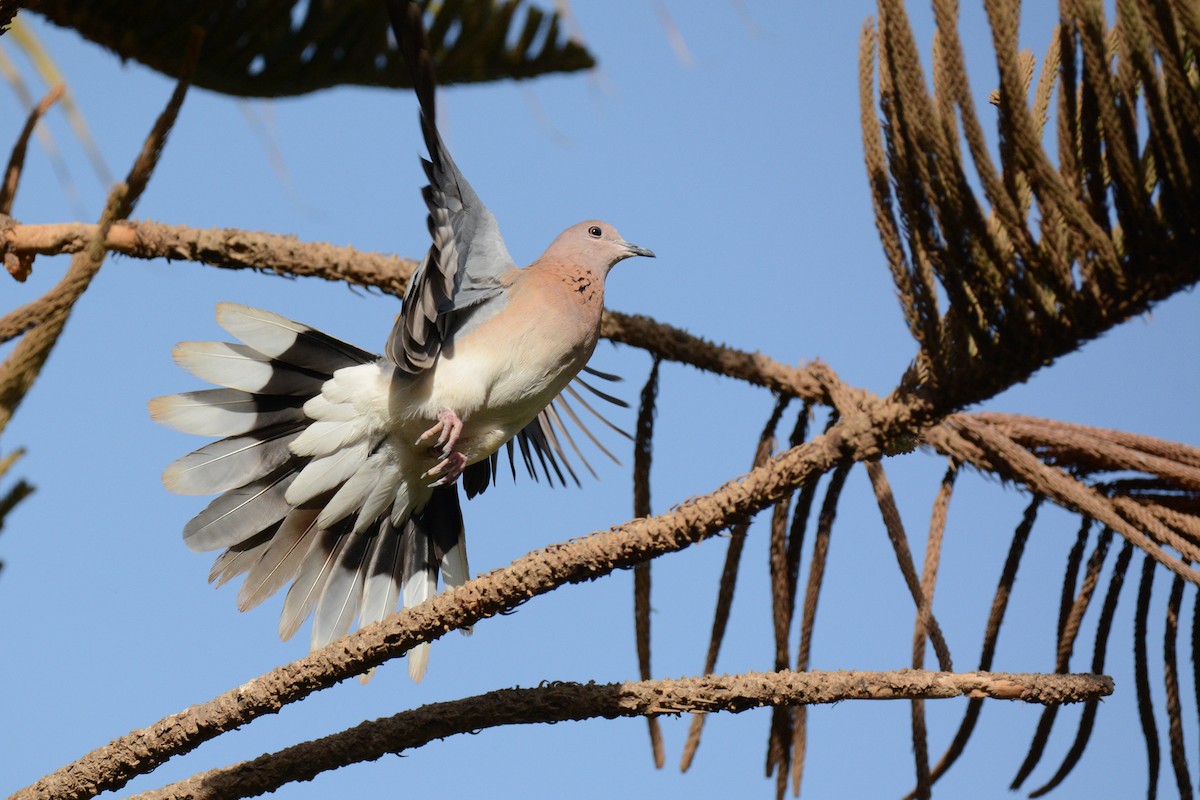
[2,2,1197,798]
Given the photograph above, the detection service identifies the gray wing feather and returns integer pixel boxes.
[385,0,517,374]
[149,389,307,438]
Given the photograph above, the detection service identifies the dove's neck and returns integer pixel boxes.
[519,257,606,317]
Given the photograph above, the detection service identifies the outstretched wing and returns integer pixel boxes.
[385,0,518,375]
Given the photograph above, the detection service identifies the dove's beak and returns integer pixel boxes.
[621,242,656,259]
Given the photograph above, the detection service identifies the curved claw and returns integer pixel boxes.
[424,451,467,486]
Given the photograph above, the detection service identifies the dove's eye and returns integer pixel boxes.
[588,226,602,238]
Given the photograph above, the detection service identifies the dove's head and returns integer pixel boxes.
[544,220,655,276]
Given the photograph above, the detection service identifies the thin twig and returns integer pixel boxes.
[1028,539,1134,798]
[680,396,789,771]
[864,460,954,670]
[632,357,663,768]
[1135,551,1163,800]
[1163,573,1194,799]
[0,29,201,435]
[2,85,64,283]
[909,494,1042,799]
[792,461,853,797]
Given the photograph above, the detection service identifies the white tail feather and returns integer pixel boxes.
[312,533,368,648]
[216,302,307,360]
[320,454,387,529]
[149,390,267,437]
[357,465,406,534]
[302,394,358,423]
[291,418,366,458]
[408,642,430,682]
[279,531,338,642]
[285,441,371,506]
[439,539,470,589]
[174,341,275,390]
[359,522,402,630]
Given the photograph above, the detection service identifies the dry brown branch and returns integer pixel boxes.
[1012,525,1114,789]
[928,417,1200,584]
[631,357,664,768]
[680,397,789,771]
[1163,573,1193,798]
[765,484,792,800]
[979,412,1200,486]
[0,218,834,405]
[6,205,1194,797]
[908,460,957,799]
[12,397,928,800]
[1028,539,1135,798]
[7,8,1200,797]
[0,220,416,342]
[906,495,1043,800]
[0,30,199,437]
[864,460,954,670]
[0,196,121,398]
[766,406,817,798]
[2,85,64,266]
[0,51,194,438]
[13,215,1200,538]
[10,205,1170,798]
[865,0,1200,413]
[124,670,1112,800]
[1134,553,1163,799]
[791,459,853,797]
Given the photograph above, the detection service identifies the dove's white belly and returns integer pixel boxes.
[395,278,602,466]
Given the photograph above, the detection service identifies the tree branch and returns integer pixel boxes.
[0,29,200,435]
[129,670,1113,800]
[0,218,828,400]
[6,205,1196,799]
[927,417,1200,584]
[11,386,931,800]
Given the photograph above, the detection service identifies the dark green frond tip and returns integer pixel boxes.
[0,478,33,531]
[30,0,595,98]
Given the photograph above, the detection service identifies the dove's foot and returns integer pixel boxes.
[417,410,466,486]
[415,409,464,456]
[424,451,467,487]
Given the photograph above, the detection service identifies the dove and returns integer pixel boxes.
[149,0,654,681]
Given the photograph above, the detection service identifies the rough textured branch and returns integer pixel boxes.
[129,670,1113,800]
[0,218,828,400]
[863,0,1200,414]
[928,417,1200,584]
[11,388,929,800]
[7,210,1195,800]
